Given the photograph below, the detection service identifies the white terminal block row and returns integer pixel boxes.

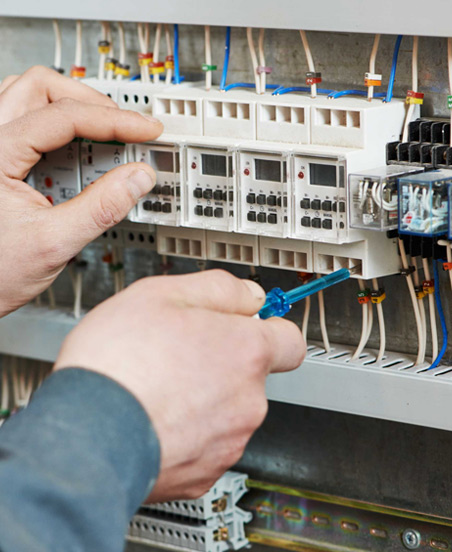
[147,472,249,521]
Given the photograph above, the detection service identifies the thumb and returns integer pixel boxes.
[49,162,155,257]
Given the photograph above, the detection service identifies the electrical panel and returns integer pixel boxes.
[80,140,128,189]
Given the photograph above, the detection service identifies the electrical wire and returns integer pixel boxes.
[74,20,83,75]
[299,30,317,98]
[106,24,115,81]
[224,82,280,92]
[274,85,335,96]
[385,35,403,103]
[372,278,386,363]
[402,36,419,142]
[447,243,452,290]
[220,27,231,91]
[173,24,181,84]
[352,280,370,360]
[412,256,427,364]
[205,25,212,91]
[429,261,448,370]
[153,23,162,84]
[258,28,266,94]
[246,28,261,94]
[52,20,62,71]
[74,270,83,319]
[47,285,56,309]
[116,22,127,81]
[137,23,150,83]
[423,257,438,360]
[317,274,331,353]
[329,89,386,99]
[398,239,425,365]
[302,295,310,338]
[367,34,381,101]
[98,21,110,80]
[448,37,452,146]
[164,24,173,85]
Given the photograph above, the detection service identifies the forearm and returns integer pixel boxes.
[0,368,160,552]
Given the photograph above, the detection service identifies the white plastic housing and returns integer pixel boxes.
[80,140,127,189]
[32,141,81,206]
[237,151,290,237]
[259,236,313,272]
[256,95,310,144]
[184,147,235,231]
[133,143,181,226]
[206,231,259,265]
[157,226,207,259]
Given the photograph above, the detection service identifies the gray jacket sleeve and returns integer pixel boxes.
[0,368,160,552]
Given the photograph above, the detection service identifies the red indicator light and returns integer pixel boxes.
[44,177,53,188]
[191,162,197,169]
[298,171,304,179]
[244,168,250,176]
[46,195,54,205]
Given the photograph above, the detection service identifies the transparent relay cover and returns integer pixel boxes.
[398,170,452,237]
[349,165,421,231]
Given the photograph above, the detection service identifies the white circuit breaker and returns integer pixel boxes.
[132,143,181,226]
[80,140,128,189]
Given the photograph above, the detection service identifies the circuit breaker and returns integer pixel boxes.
[80,140,127,188]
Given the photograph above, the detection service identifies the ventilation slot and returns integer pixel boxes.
[347,110,360,128]
[331,110,347,127]
[155,98,170,115]
[316,108,331,125]
[184,100,196,116]
[264,248,308,270]
[211,241,254,264]
[291,107,305,124]
[317,254,334,272]
[276,106,291,123]
[207,100,222,117]
[261,104,276,121]
[222,102,237,118]
[170,99,184,115]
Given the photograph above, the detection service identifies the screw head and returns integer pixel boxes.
[402,529,421,550]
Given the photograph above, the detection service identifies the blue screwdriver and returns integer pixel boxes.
[258,267,357,320]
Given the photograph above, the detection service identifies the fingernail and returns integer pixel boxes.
[243,279,266,302]
[140,113,163,125]
[127,169,155,200]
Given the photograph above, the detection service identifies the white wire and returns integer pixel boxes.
[52,19,62,70]
[399,239,425,365]
[246,28,261,95]
[367,34,380,101]
[402,36,419,143]
[75,20,83,69]
[47,285,56,309]
[98,21,109,80]
[299,30,316,98]
[74,271,83,319]
[412,256,427,364]
[365,300,373,343]
[1,357,9,412]
[11,357,19,410]
[138,23,150,83]
[106,25,115,81]
[116,22,126,81]
[205,25,212,91]
[371,278,386,363]
[422,257,438,361]
[153,24,162,84]
[164,24,173,85]
[352,280,369,360]
[302,295,310,338]
[258,28,266,94]
[317,275,330,353]
[448,37,452,146]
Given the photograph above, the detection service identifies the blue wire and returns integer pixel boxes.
[130,74,141,81]
[429,261,448,370]
[220,27,231,91]
[328,89,386,99]
[174,24,181,84]
[272,86,336,97]
[384,35,403,103]
[224,82,280,92]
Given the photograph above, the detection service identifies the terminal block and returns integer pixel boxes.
[184,147,235,231]
[349,165,421,231]
[238,151,290,237]
[398,170,452,237]
[32,141,81,206]
[80,140,127,189]
[128,472,252,552]
[133,144,181,226]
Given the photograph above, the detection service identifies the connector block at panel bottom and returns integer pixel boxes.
[128,507,252,552]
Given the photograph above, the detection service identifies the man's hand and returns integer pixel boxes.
[54,270,306,501]
[0,66,163,317]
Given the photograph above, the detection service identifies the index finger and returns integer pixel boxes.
[0,99,163,181]
[0,66,116,125]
